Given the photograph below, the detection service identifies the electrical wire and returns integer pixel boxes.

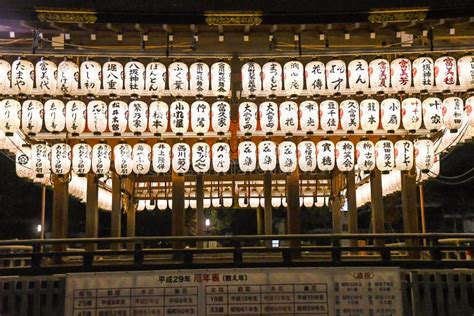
[429,176,474,185]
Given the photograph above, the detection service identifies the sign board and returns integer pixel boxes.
[65,267,402,316]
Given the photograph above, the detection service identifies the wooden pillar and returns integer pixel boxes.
[401,171,420,257]
[111,172,121,250]
[196,175,205,248]
[172,170,186,249]
[126,198,136,250]
[286,169,300,250]
[256,206,263,235]
[264,173,273,247]
[346,169,358,247]
[52,175,69,253]
[370,169,385,246]
[331,171,343,234]
[85,174,99,251]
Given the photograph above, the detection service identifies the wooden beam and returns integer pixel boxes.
[172,169,186,249]
[346,169,358,247]
[52,175,69,254]
[85,173,99,251]
[286,169,301,251]
[370,169,385,246]
[264,172,273,247]
[111,172,121,250]
[196,175,204,249]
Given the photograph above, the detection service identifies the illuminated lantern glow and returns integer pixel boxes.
[80,60,101,95]
[87,100,107,135]
[124,60,145,96]
[380,98,401,133]
[339,99,359,133]
[319,100,339,134]
[347,59,369,92]
[422,97,443,131]
[375,140,394,173]
[145,200,155,211]
[189,62,210,98]
[102,60,124,95]
[299,100,319,134]
[434,56,457,91]
[44,99,65,134]
[35,58,57,95]
[222,187,233,208]
[412,56,434,91]
[238,141,257,173]
[279,101,298,135]
[0,59,11,92]
[278,141,297,173]
[239,101,258,135]
[401,97,422,132]
[326,59,347,93]
[145,61,166,97]
[394,140,414,171]
[211,101,231,134]
[390,58,412,92]
[465,96,474,127]
[57,59,79,95]
[241,62,262,98]
[191,100,210,135]
[172,142,191,174]
[148,101,168,136]
[152,142,171,173]
[72,142,92,176]
[168,61,189,97]
[415,139,435,172]
[258,140,277,172]
[51,143,71,175]
[65,100,86,136]
[192,142,211,173]
[335,140,355,172]
[11,59,34,95]
[132,142,151,175]
[211,61,231,98]
[128,100,148,135]
[305,60,326,96]
[360,99,380,133]
[442,97,464,132]
[16,144,32,179]
[21,100,43,135]
[298,140,316,173]
[31,143,50,178]
[259,101,278,135]
[92,142,111,175]
[457,55,474,91]
[212,142,230,173]
[137,200,146,211]
[114,143,133,176]
[0,99,21,136]
[169,100,190,135]
[368,58,390,93]
[261,61,282,97]
[108,100,128,136]
[283,60,304,97]
[316,140,335,171]
[356,140,375,173]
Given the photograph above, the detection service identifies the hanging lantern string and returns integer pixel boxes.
[427,174,474,185]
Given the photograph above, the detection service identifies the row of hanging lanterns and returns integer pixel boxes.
[0,58,232,97]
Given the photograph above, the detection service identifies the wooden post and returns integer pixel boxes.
[331,171,343,234]
[85,174,99,251]
[346,169,358,247]
[264,173,273,247]
[286,169,300,251]
[111,172,121,250]
[196,175,204,249]
[52,175,69,254]
[370,169,385,246]
[172,169,186,249]
[402,171,420,257]
[40,186,46,240]
[256,206,263,235]
[126,198,136,251]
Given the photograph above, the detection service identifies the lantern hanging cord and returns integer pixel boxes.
[429,168,474,180]
[427,175,474,185]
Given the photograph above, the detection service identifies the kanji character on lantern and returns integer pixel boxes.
[380,98,401,133]
[152,142,171,173]
[189,62,210,98]
[124,60,146,96]
[21,99,43,136]
[241,61,262,98]
[35,58,57,95]
[172,142,191,174]
[238,141,257,172]
[375,140,394,173]
[170,100,190,135]
[394,140,414,171]
[132,142,151,175]
[92,142,111,175]
[212,142,230,173]
[65,100,86,136]
[356,140,375,173]
[80,60,102,95]
[239,101,258,135]
[51,143,71,175]
[72,142,92,176]
[402,97,422,132]
[114,143,133,176]
[390,57,412,92]
[169,61,189,97]
[320,100,339,134]
[108,100,128,136]
[305,60,326,96]
[336,140,354,172]
[211,101,230,134]
[128,100,148,135]
[87,100,107,135]
[283,60,304,97]
[278,141,297,173]
[44,99,65,134]
[316,140,335,171]
[339,99,359,133]
[149,101,168,136]
[298,140,317,172]
[102,60,124,95]
[191,100,210,135]
[262,61,282,98]
[442,97,464,132]
[258,140,277,172]
[146,61,166,97]
[11,58,34,95]
[422,97,443,131]
[369,58,390,93]
[348,58,369,93]
[211,61,232,98]
[57,59,79,95]
[434,56,457,91]
[299,100,319,135]
[412,56,434,91]
[360,99,380,133]
[326,59,347,93]
[279,101,298,135]
[192,142,211,173]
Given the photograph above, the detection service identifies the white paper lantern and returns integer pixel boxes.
[262,61,282,97]
[137,200,146,211]
[114,143,133,176]
[92,142,111,175]
[192,142,211,173]
[360,99,380,133]
[279,101,298,135]
[0,59,11,92]
[44,99,65,133]
[465,96,474,127]
[168,61,189,97]
[415,139,435,172]
[316,140,335,171]
[0,99,21,135]
[222,187,233,208]
[336,140,355,172]
[72,142,92,176]
[259,101,278,135]
[238,141,257,172]
[394,140,414,171]
[51,143,71,175]
[102,60,124,95]
[380,98,401,132]
[435,56,457,91]
[170,100,190,135]
[369,58,390,93]
[57,60,79,95]
[21,100,43,135]
[149,101,168,135]
[326,59,347,93]
[145,61,166,96]
[35,59,57,95]
[319,100,339,133]
[152,142,171,173]
[145,200,155,211]
[412,56,434,91]
[422,97,443,131]
[239,101,258,135]
[258,140,277,172]
[212,142,230,173]
[375,140,394,173]
[87,100,107,134]
[283,60,304,97]
[298,140,316,173]
[390,58,412,91]
[191,100,210,135]
[401,97,422,132]
[80,60,101,95]
[16,144,32,179]
[305,60,326,96]
[132,142,151,175]
[31,143,50,177]
[278,141,297,173]
[11,59,34,95]
[348,59,369,92]
[339,99,359,133]
[128,100,148,135]
[211,61,231,98]
[108,100,128,135]
[124,60,145,95]
[241,62,261,97]
[299,100,319,134]
[442,97,464,131]
[189,62,209,97]
[172,142,191,174]
[457,55,474,90]
[356,140,375,172]
[211,101,231,134]
[65,100,86,136]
